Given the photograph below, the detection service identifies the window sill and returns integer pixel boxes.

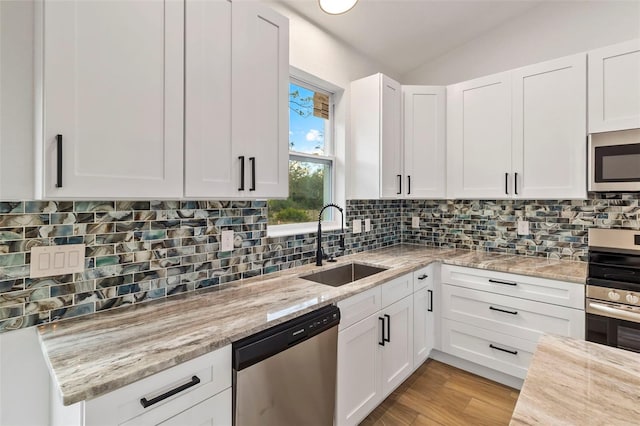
[267,221,343,238]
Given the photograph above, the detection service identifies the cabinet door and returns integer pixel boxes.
[512,54,587,199]
[158,389,231,426]
[588,39,640,133]
[184,0,235,198]
[380,296,413,397]
[413,286,434,370]
[232,2,288,199]
[380,75,403,198]
[403,86,446,199]
[447,72,512,199]
[336,314,382,426]
[41,0,183,199]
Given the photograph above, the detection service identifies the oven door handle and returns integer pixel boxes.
[587,301,640,324]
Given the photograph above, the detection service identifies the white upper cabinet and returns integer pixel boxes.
[447,53,587,200]
[39,0,184,199]
[403,86,446,199]
[184,0,234,198]
[447,72,512,199]
[588,39,640,133]
[512,54,587,199]
[175,0,289,199]
[350,75,445,199]
[350,73,402,199]
[231,2,289,199]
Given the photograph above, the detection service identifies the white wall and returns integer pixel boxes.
[403,1,640,85]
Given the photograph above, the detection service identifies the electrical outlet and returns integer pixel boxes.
[412,216,420,228]
[352,219,362,234]
[221,230,234,251]
[517,220,530,235]
[30,244,85,278]
[364,218,371,232]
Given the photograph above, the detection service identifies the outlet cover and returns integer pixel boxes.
[352,219,362,234]
[30,244,85,278]
[412,216,420,229]
[517,220,530,235]
[364,218,371,232]
[221,230,234,251]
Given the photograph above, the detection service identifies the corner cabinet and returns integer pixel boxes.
[38,0,289,200]
[588,39,640,133]
[350,75,446,199]
[447,53,586,199]
[38,0,184,199]
[185,0,289,199]
[412,264,436,369]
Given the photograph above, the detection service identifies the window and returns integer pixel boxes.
[268,79,335,226]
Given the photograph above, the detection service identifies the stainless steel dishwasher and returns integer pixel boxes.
[232,304,340,426]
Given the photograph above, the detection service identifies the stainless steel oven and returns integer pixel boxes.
[587,228,640,352]
[589,128,640,192]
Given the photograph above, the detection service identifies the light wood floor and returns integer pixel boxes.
[360,360,520,426]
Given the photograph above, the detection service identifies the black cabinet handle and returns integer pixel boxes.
[249,157,256,191]
[397,174,402,194]
[515,172,518,195]
[417,274,429,280]
[56,134,63,188]
[427,289,433,312]
[489,306,518,315]
[407,175,411,195]
[140,375,200,408]
[489,344,518,355]
[238,156,245,191]
[378,317,385,346]
[384,314,391,343]
[504,172,508,195]
[488,279,517,286]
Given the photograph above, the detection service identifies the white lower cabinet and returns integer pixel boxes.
[440,265,585,380]
[412,265,436,369]
[51,346,231,426]
[336,274,414,426]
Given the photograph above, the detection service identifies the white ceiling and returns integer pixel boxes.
[277,0,542,77]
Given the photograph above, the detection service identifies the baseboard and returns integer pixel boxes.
[429,349,524,390]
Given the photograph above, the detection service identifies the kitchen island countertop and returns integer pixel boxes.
[510,334,640,425]
[38,244,586,405]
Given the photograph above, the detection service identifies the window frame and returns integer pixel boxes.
[268,74,343,237]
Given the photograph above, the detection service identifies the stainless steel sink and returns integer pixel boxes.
[300,262,387,287]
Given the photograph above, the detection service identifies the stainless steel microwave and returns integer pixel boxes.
[589,128,640,192]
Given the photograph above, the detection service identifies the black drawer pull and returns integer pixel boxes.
[249,157,256,191]
[378,317,385,346]
[384,314,391,343]
[56,134,63,188]
[427,289,433,312]
[417,274,429,280]
[489,306,518,315]
[488,279,517,286]
[238,156,245,191]
[140,376,201,408]
[489,344,518,355]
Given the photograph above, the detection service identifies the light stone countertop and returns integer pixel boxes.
[37,244,586,405]
[510,334,640,425]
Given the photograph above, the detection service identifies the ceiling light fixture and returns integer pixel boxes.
[319,0,358,15]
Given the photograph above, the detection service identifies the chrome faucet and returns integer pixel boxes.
[316,203,346,266]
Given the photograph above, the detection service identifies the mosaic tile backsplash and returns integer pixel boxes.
[1,194,638,333]
[0,199,398,332]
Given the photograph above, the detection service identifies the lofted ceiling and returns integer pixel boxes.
[276,0,543,77]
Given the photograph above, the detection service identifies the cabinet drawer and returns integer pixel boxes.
[381,274,413,308]
[442,319,536,379]
[413,264,434,292]
[85,346,231,425]
[442,284,584,341]
[441,265,584,308]
[338,286,382,331]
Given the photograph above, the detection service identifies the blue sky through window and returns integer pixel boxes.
[289,83,327,155]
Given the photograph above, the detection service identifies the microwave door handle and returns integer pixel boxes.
[587,301,640,323]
